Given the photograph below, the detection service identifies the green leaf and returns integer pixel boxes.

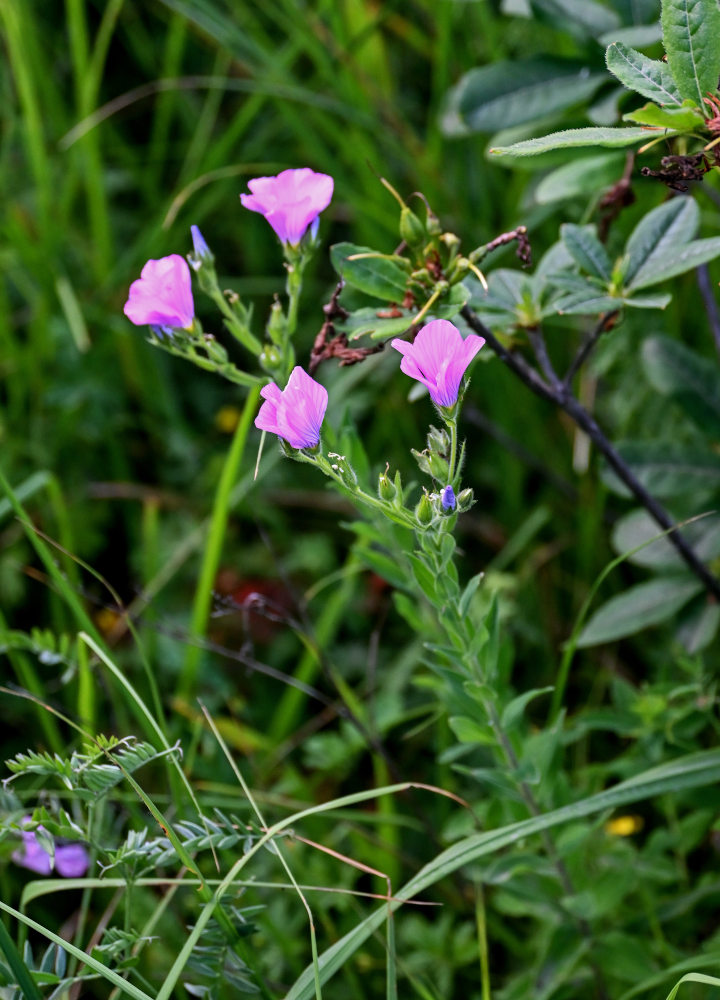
[340,308,411,342]
[612,509,720,569]
[441,59,606,136]
[623,100,704,130]
[642,335,720,436]
[287,749,720,999]
[535,152,626,205]
[407,554,438,603]
[555,288,623,316]
[629,237,720,290]
[560,224,612,280]
[676,598,720,653]
[530,0,619,37]
[605,42,683,105]
[623,292,672,309]
[330,243,409,301]
[501,686,554,730]
[602,442,720,498]
[622,196,698,288]
[576,576,703,646]
[661,0,720,108]
[491,126,652,157]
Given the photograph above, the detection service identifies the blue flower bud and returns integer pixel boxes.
[440,485,456,511]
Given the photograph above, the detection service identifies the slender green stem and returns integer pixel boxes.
[446,416,458,486]
[178,384,261,700]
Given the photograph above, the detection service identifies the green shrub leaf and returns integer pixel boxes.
[576,576,704,646]
[605,42,682,105]
[661,0,720,108]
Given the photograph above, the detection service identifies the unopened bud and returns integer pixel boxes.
[329,453,358,488]
[259,345,283,377]
[400,206,426,250]
[427,425,449,452]
[440,485,456,511]
[266,299,286,346]
[378,466,397,501]
[456,488,475,512]
[415,492,434,526]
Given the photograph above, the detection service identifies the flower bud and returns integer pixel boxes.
[440,485,456,511]
[456,488,475,512]
[329,453,358,488]
[415,492,434,526]
[400,206,426,250]
[378,467,397,501]
[427,425,449,453]
[259,345,283,378]
[190,225,214,265]
[266,299,286,346]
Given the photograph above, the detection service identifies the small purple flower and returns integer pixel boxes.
[240,168,334,246]
[124,255,195,329]
[12,824,89,878]
[441,485,456,511]
[255,366,328,449]
[391,319,485,408]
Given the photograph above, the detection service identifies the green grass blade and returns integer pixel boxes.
[286,748,720,999]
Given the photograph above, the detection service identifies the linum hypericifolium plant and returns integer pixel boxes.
[490,0,720,183]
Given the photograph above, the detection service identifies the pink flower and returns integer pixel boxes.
[391,319,484,407]
[123,255,195,329]
[255,367,328,449]
[240,168,334,246]
[12,824,90,878]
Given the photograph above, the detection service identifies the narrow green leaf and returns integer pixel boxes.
[441,59,606,136]
[287,749,720,999]
[561,224,612,280]
[605,42,682,105]
[501,687,554,730]
[665,972,720,1000]
[623,292,671,309]
[629,237,720,290]
[623,101,704,130]
[491,126,652,157]
[576,576,703,646]
[602,442,720,498]
[642,335,720,435]
[330,243,409,301]
[623,197,698,288]
[0,919,43,1000]
[661,0,720,108]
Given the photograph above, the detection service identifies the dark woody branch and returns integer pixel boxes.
[460,304,720,602]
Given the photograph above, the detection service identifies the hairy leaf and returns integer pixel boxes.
[605,42,682,105]
[661,0,720,108]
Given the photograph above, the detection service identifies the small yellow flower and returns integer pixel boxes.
[215,405,241,433]
[605,815,644,837]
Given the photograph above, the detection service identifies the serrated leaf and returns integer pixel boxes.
[576,576,703,646]
[561,224,612,280]
[441,59,606,136]
[623,100,704,131]
[629,237,720,290]
[661,0,720,108]
[642,335,720,435]
[605,42,682,105]
[622,196,698,288]
[491,126,652,157]
[329,243,408,301]
[602,442,720,498]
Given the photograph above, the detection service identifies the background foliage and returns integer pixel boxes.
[1,0,720,998]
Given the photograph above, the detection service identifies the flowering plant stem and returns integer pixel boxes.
[178,383,261,701]
[460,304,720,602]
